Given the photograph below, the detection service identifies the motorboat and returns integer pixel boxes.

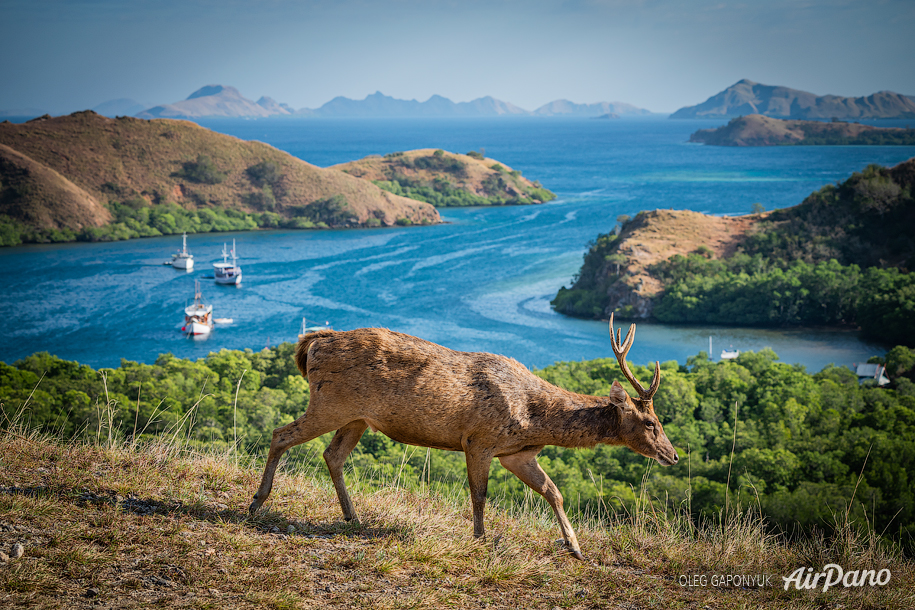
[214,239,242,285]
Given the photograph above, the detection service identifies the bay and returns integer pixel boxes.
[1,117,913,371]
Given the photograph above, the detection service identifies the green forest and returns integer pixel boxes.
[553,160,915,346]
[3,343,915,550]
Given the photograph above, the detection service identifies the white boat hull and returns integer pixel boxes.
[214,272,241,285]
[173,256,194,270]
[184,321,212,335]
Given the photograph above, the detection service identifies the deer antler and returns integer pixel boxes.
[609,313,660,401]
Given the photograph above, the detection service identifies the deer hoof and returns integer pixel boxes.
[248,500,261,515]
[571,549,585,561]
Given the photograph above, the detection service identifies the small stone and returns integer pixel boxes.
[287,524,296,534]
[0,551,8,562]
[11,543,24,559]
[208,588,220,596]
[85,588,99,598]
[271,526,280,533]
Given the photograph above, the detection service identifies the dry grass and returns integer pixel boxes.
[0,426,912,609]
[613,209,761,300]
[332,149,547,202]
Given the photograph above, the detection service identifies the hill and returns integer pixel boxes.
[309,91,529,117]
[332,149,555,207]
[3,339,915,608]
[0,111,438,243]
[136,86,286,119]
[690,114,915,146]
[671,79,915,120]
[92,98,148,118]
[552,157,915,344]
[533,99,652,117]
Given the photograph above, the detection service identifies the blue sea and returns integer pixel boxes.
[2,116,913,371]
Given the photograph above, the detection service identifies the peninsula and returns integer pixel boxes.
[552,157,915,345]
[689,114,915,146]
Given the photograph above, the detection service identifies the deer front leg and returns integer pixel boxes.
[499,448,584,560]
[249,413,340,514]
[464,448,493,539]
[323,420,368,522]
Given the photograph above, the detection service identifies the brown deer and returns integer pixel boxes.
[249,314,678,559]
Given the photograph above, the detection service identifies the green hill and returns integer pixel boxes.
[553,158,915,345]
[0,111,440,245]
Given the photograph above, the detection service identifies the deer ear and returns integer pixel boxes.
[609,381,631,407]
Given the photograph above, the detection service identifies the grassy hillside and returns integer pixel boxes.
[690,115,915,146]
[2,420,912,607]
[0,111,439,245]
[333,149,555,207]
[553,158,915,344]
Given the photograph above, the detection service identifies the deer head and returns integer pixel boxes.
[609,313,679,466]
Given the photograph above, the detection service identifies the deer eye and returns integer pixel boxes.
[645,421,655,429]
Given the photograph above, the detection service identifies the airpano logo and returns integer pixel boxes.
[782,564,891,592]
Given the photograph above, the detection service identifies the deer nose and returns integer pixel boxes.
[672,451,679,464]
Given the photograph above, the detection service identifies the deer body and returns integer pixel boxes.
[250,322,678,559]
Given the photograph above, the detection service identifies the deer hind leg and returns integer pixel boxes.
[499,448,584,560]
[323,420,368,522]
[464,449,494,539]
[249,409,346,514]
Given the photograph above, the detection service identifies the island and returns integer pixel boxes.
[552,157,915,346]
[332,149,555,207]
[671,79,915,120]
[689,114,915,146]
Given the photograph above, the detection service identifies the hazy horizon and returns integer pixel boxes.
[2,0,913,115]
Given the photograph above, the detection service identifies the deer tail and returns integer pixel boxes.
[295,330,335,379]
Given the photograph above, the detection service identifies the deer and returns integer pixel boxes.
[249,314,679,559]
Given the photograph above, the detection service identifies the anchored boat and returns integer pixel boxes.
[169,232,194,270]
[182,280,213,336]
[214,239,242,285]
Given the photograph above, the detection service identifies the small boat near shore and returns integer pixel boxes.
[167,233,194,270]
[182,280,213,336]
[214,239,242,285]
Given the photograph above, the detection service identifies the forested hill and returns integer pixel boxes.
[689,114,915,146]
[552,157,915,345]
[0,111,439,246]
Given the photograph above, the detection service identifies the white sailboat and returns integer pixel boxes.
[213,239,242,285]
[182,280,213,336]
[171,233,194,270]
[298,317,331,339]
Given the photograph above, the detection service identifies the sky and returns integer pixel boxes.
[2,0,914,115]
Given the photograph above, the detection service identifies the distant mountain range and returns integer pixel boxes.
[121,85,654,119]
[672,79,915,120]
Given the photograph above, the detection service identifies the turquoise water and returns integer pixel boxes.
[1,117,913,370]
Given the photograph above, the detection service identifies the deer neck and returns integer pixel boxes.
[531,389,622,449]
